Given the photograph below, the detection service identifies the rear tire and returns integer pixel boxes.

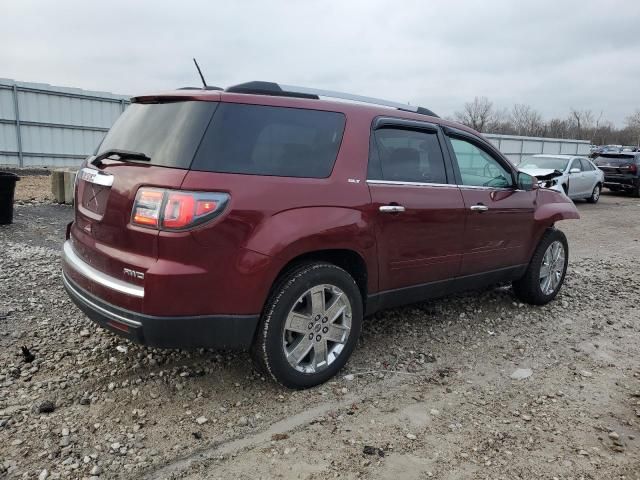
[633,182,640,198]
[251,262,363,389]
[512,229,569,305]
[586,184,601,203]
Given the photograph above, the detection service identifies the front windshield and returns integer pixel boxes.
[519,156,569,171]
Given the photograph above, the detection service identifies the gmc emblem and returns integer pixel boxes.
[123,268,145,280]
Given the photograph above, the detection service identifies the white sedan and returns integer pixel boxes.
[518,154,604,203]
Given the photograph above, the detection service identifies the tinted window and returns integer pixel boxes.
[449,137,513,187]
[192,103,346,178]
[97,102,217,168]
[594,154,639,166]
[368,128,447,183]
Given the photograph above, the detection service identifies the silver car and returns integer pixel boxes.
[519,154,604,203]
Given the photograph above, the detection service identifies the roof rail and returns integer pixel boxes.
[226,81,318,99]
[224,81,438,118]
[178,86,223,91]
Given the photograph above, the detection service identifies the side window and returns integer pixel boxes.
[570,159,583,171]
[448,137,513,188]
[191,103,346,178]
[368,128,447,183]
[580,159,594,171]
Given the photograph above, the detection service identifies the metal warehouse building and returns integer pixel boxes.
[0,78,129,168]
[0,78,590,168]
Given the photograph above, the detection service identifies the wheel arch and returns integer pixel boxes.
[267,249,369,311]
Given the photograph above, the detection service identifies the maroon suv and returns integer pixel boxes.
[62,82,579,388]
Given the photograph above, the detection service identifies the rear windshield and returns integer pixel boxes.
[191,103,346,178]
[97,102,216,168]
[594,154,639,165]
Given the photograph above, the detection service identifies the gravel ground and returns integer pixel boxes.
[11,174,53,204]
[1,192,640,480]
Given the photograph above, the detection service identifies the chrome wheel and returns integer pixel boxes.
[539,240,565,295]
[282,284,352,374]
[592,185,600,201]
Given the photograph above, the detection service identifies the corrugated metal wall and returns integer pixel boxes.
[0,79,592,169]
[484,133,591,165]
[0,78,129,168]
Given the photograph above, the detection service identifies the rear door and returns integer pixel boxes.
[579,158,599,193]
[442,128,536,276]
[367,119,465,296]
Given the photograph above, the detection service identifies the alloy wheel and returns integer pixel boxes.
[539,240,565,295]
[282,284,352,374]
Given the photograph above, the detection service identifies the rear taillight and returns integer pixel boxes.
[132,188,229,231]
[627,163,638,174]
[133,188,164,227]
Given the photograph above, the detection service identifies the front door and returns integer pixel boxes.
[444,133,537,276]
[367,123,466,295]
[567,158,591,197]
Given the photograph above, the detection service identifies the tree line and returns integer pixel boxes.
[452,97,640,146]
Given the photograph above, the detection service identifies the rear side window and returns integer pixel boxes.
[192,103,346,178]
[580,158,595,171]
[97,102,217,169]
[570,159,583,171]
[368,128,447,184]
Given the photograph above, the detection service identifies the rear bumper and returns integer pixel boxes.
[62,272,259,349]
[603,175,639,189]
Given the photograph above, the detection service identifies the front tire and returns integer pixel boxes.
[512,229,569,305]
[586,184,601,203]
[252,263,363,389]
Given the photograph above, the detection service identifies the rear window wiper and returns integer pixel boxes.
[92,149,151,167]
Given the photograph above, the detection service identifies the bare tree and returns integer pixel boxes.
[625,109,640,147]
[545,118,570,139]
[454,97,494,132]
[510,104,544,136]
[487,107,514,134]
[568,109,594,139]
[451,99,639,145]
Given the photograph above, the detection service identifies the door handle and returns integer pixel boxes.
[470,204,489,212]
[379,205,406,213]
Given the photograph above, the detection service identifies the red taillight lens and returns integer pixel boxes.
[132,188,164,227]
[131,188,229,231]
[195,200,218,216]
[163,193,196,229]
[628,163,638,174]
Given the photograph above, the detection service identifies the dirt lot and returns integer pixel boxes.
[1,180,640,480]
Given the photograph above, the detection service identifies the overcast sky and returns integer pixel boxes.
[3,0,639,125]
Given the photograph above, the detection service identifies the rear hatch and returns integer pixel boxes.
[594,154,639,177]
[70,100,217,294]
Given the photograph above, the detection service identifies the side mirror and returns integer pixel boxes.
[517,172,537,191]
[569,167,581,174]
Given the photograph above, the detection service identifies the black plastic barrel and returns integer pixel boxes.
[0,172,20,225]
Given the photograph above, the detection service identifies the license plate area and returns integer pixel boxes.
[77,167,114,217]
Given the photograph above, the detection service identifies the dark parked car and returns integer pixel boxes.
[62,82,579,388]
[595,152,640,196]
